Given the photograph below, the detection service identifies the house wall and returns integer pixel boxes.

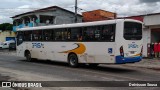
[0,31,16,42]
[54,9,82,24]
[126,16,144,22]
[83,10,116,22]
[142,25,160,57]
[142,28,151,57]
[144,15,160,26]
[13,9,82,25]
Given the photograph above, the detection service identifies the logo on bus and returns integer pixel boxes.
[128,44,138,48]
[32,43,44,48]
[108,48,113,54]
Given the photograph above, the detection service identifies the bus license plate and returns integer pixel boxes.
[130,51,135,54]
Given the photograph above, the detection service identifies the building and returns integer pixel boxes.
[123,13,160,57]
[0,30,16,42]
[82,9,117,22]
[12,6,83,32]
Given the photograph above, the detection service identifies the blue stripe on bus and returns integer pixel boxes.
[116,55,142,64]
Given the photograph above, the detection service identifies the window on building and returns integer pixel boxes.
[24,31,32,41]
[32,30,42,41]
[40,15,54,24]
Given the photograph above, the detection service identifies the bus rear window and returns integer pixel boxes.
[124,22,142,40]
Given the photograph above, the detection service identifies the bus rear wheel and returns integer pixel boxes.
[25,51,32,62]
[68,53,78,68]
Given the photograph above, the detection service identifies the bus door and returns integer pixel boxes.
[17,32,24,57]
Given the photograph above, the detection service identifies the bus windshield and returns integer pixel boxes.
[124,22,142,40]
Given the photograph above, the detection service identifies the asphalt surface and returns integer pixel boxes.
[0,53,160,90]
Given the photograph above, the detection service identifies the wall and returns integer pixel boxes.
[0,31,16,42]
[83,10,116,22]
[144,15,160,26]
[55,9,82,24]
[142,25,160,57]
[126,16,144,22]
[33,9,82,24]
[142,28,151,57]
[13,8,82,32]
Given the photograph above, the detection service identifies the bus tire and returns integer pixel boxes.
[89,64,99,67]
[25,51,32,62]
[68,53,78,68]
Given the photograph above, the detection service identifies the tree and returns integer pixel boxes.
[0,23,13,31]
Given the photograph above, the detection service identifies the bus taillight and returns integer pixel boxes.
[120,46,124,57]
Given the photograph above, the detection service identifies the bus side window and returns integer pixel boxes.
[61,29,68,41]
[83,26,97,41]
[67,29,71,40]
[43,30,53,41]
[70,27,82,41]
[17,32,24,46]
[55,29,62,41]
[24,31,32,41]
[32,30,42,41]
[94,26,101,40]
[101,25,115,42]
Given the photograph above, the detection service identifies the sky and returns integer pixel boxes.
[0,0,160,24]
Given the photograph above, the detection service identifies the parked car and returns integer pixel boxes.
[9,43,16,50]
[0,40,15,49]
[0,42,3,49]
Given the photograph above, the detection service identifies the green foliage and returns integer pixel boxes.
[0,23,13,31]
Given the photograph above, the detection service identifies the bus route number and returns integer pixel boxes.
[32,43,44,48]
[128,44,138,48]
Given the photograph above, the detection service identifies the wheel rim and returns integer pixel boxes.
[70,56,76,66]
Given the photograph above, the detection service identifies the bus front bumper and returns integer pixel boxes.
[116,55,142,64]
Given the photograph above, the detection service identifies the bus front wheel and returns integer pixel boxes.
[25,51,32,62]
[68,53,78,68]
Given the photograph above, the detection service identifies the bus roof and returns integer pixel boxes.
[17,19,142,31]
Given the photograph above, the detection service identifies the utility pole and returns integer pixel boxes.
[75,0,78,23]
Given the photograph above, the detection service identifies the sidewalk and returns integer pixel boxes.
[124,58,160,70]
[0,50,16,56]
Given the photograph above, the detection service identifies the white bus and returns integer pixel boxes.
[16,19,143,67]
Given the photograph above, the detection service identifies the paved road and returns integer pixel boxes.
[0,54,160,90]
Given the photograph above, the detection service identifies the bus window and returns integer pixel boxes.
[54,29,67,41]
[94,26,101,40]
[69,27,82,41]
[83,27,94,41]
[124,22,142,40]
[55,29,62,41]
[62,29,68,41]
[101,25,115,42]
[43,30,53,41]
[83,26,101,41]
[33,30,42,41]
[24,31,32,41]
[17,32,23,46]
